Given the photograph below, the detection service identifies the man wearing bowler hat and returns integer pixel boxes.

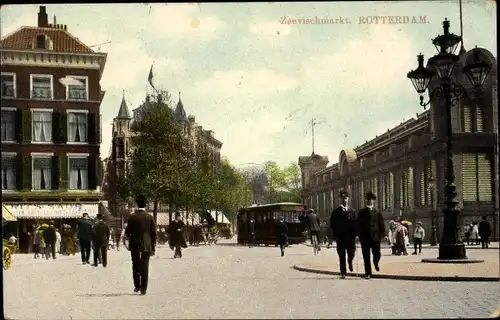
[356,191,386,279]
[330,190,357,279]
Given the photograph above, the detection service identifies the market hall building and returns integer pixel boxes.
[299,47,498,242]
[1,7,107,252]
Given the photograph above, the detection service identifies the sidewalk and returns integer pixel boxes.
[293,246,500,282]
[305,242,499,250]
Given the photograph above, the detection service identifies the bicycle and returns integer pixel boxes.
[311,233,320,255]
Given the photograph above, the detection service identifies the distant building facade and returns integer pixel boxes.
[1,6,107,252]
[299,47,498,241]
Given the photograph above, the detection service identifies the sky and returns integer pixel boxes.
[1,1,497,167]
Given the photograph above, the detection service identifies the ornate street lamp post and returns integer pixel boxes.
[407,18,492,260]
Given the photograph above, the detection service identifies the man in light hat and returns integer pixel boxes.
[412,221,425,255]
[356,191,386,279]
[330,190,357,279]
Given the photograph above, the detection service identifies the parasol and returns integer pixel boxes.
[401,220,412,226]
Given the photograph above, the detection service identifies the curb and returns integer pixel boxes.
[302,243,499,250]
[293,264,500,282]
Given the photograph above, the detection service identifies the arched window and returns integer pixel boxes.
[36,35,46,49]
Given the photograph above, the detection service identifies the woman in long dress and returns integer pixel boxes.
[55,229,62,255]
[470,221,480,245]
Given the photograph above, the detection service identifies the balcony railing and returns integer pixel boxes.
[68,88,87,101]
[1,86,15,98]
[31,88,52,99]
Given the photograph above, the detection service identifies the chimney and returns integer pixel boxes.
[53,15,57,27]
[63,25,67,31]
[38,6,48,27]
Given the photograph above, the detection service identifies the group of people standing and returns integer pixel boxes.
[464,218,492,248]
[76,212,110,267]
[30,221,60,260]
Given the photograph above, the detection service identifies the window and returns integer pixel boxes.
[1,73,16,98]
[32,155,52,190]
[30,74,53,99]
[463,153,493,202]
[36,35,46,49]
[67,111,87,143]
[1,154,16,190]
[420,160,436,206]
[381,172,394,209]
[400,167,414,207]
[32,110,53,143]
[476,106,484,132]
[66,76,88,101]
[463,105,485,133]
[68,156,89,190]
[1,109,15,142]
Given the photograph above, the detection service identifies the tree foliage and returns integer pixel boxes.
[117,89,248,224]
[263,161,302,204]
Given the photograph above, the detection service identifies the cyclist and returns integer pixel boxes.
[301,208,321,252]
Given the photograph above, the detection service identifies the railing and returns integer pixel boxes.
[68,89,87,101]
[31,89,52,99]
[1,86,15,98]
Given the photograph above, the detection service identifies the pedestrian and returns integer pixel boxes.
[248,215,256,247]
[355,191,387,279]
[92,213,110,267]
[330,190,357,279]
[33,224,41,259]
[470,221,479,245]
[43,221,57,260]
[463,222,471,245]
[77,213,94,265]
[114,228,122,251]
[125,194,156,295]
[304,208,322,252]
[478,216,492,249]
[412,221,425,255]
[168,212,187,258]
[394,222,408,256]
[38,223,48,259]
[55,228,62,255]
[388,216,399,255]
[275,216,288,256]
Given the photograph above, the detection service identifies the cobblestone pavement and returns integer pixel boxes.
[295,244,500,279]
[3,241,499,319]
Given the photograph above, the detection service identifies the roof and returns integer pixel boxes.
[242,202,305,210]
[116,95,132,120]
[0,26,94,54]
[4,203,99,219]
[174,93,187,122]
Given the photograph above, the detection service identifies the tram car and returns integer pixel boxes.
[237,202,307,246]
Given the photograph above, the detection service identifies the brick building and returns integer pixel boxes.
[1,6,107,252]
[299,47,498,242]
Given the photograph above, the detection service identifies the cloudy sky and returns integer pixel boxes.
[1,2,496,167]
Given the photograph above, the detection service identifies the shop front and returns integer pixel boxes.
[4,203,100,253]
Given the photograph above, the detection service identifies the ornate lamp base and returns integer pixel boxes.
[438,242,466,260]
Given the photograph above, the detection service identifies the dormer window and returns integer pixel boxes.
[36,35,46,49]
[34,34,53,50]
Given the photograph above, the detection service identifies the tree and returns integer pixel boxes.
[263,162,302,203]
[125,89,188,223]
[241,165,268,205]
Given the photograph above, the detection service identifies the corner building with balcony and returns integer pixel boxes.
[1,6,106,252]
[299,47,498,243]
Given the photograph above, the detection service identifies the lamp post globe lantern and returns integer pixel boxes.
[406,18,492,261]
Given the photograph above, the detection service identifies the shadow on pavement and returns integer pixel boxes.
[77,293,137,297]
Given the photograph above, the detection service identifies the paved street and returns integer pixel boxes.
[4,241,500,319]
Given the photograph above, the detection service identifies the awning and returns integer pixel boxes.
[4,203,99,219]
[153,211,200,226]
[2,204,17,222]
[208,210,231,224]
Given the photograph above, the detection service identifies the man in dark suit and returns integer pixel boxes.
[92,213,110,267]
[248,215,256,247]
[356,191,386,279]
[77,213,94,264]
[125,195,156,295]
[275,216,288,257]
[43,221,57,260]
[303,209,321,251]
[330,190,357,279]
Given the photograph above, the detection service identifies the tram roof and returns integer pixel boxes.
[239,202,305,211]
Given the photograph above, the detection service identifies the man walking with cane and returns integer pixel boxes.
[330,190,357,279]
[356,192,387,279]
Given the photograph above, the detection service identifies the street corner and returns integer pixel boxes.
[293,262,500,282]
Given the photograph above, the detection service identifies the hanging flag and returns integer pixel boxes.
[148,64,155,90]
